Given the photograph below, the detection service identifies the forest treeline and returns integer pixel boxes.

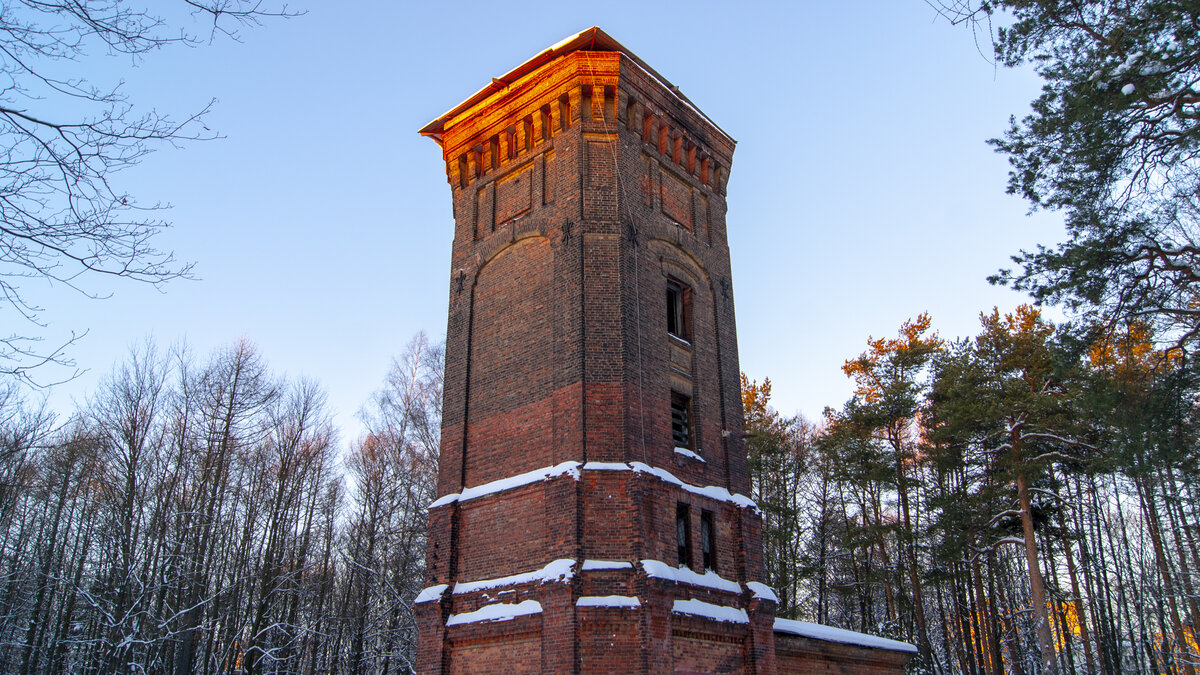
[0,334,442,674]
[746,308,1200,675]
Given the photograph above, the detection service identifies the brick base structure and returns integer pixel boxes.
[417,28,915,674]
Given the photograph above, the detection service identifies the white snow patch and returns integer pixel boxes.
[1114,50,1144,76]
[672,599,748,624]
[454,559,575,594]
[582,559,634,570]
[577,595,641,608]
[746,581,779,603]
[1122,83,1136,95]
[548,29,585,51]
[774,618,918,653]
[641,560,741,594]
[415,584,449,604]
[674,447,706,462]
[446,600,542,626]
[430,461,581,508]
[994,536,1026,547]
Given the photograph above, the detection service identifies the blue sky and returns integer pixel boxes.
[37,1,1063,434]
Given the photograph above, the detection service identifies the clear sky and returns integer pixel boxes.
[35,1,1065,436]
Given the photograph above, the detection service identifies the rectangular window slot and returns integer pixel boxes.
[671,391,692,450]
[701,510,715,571]
[666,280,690,341]
[676,503,692,567]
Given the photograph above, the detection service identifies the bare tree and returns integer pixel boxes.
[0,1,295,383]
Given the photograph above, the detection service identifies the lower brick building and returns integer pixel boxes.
[415,27,916,674]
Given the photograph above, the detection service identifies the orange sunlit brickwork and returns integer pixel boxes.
[416,27,913,674]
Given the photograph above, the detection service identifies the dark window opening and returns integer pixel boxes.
[671,391,692,449]
[701,510,716,571]
[676,503,692,567]
[666,280,689,340]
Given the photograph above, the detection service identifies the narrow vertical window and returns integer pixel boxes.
[642,112,654,143]
[666,280,689,341]
[700,510,715,571]
[671,391,692,450]
[676,503,692,567]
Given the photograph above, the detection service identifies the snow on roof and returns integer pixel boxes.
[576,595,641,608]
[446,600,543,626]
[672,599,749,624]
[429,461,581,508]
[774,618,919,654]
[453,559,575,595]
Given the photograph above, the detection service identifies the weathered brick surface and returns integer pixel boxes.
[417,29,910,675]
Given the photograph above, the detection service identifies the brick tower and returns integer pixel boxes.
[415,28,913,675]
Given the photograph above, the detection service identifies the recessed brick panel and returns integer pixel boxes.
[449,632,542,674]
[660,167,692,229]
[466,237,555,485]
[496,163,532,224]
[457,488,546,579]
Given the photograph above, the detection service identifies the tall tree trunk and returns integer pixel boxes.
[1014,458,1057,673]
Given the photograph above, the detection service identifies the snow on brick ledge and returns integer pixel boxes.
[581,559,633,571]
[672,599,749,624]
[774,618,918,654]
[641,559,741,593]
[576,595,641,608]
[429,460,759,512]
[674,447,705,462]
[429,461,581,508]
[453,559,575,595]
[745,581,779,603]
[582,461,759,512]
[446,600,543,626]
[414,584,449,604]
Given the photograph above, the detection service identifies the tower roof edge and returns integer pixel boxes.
[418,26,733,146]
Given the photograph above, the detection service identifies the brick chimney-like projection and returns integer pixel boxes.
[416,28,915,675]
